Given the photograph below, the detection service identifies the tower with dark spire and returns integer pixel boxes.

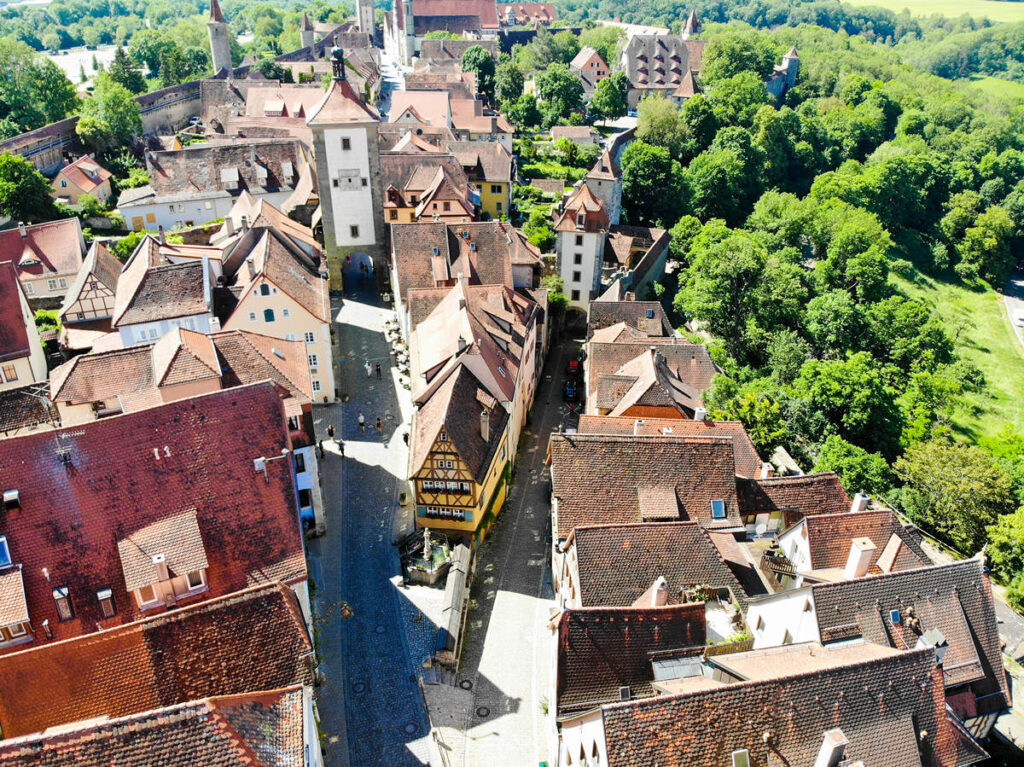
[300,12,315,50]
[207,0,233,76]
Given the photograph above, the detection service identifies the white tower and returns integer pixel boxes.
[207,0,233,76]
[300,13,315,50]
[307,48,383,290]
[358,0,375,39]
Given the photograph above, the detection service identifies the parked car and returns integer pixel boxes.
[566,359,580,376]
[564,379,580,402]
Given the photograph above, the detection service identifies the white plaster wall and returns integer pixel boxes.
[558,710,608,767]
[558,230,604,310]
[118,313,213,347]
[746,587,820,649]
[778,520,811,573]
[321,126,377,249]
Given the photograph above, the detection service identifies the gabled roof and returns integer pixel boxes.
[588,339,719,397]
[0,687,307,766]
[621,34,706,89]
[587,300,672,338]
[812,558,1008,715]
[570,45,606,71]
[418,38,499,61]
[597,347,703,417]
[0,218,84,280]
[549,434,742,539]
[556,603,705,717]
[213,193,320,261]
[380,151,472,210]
[553,183,609,233]
[112,258,207,327]
[0,583,312,739]
[0,382,306,647]
[796,509,927,571]
[152,328,220,386]
[58,241,122,321]
[234,229,329,323]
[568,522,749,611]
[0,261,30,363]
[411,0,500,28]
[576,415,762,478]
[443,140,513,183]
[673,68,700,98]
[55,154,112,194]
[737,473,852,518]
[378,123,457,151]
[600,646,986,767]
[586,149,620,181]
[389,90,451,127]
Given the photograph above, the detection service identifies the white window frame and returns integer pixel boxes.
[308,354,319,368]
[47,279,58,291]
[185,570,205,591]
[304,331,315,343]
[97,588,116,619]
[7,622,26,638]
[136,583,160,608]
[248,312,257,322]
[312,379,321,392]
[282,308,291,318]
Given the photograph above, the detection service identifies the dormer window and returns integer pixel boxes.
[97,588,116,619]
[117,511,209,612]
[576,212,585,228]
[53,586,74,621]
[732,750,750,767]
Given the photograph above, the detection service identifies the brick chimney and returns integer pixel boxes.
[152,553,170,581]
[480,409,490,442]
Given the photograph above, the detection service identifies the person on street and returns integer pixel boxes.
[376,417,383,437]
[358,413,366,432]
[365,361,372,378]
[338,440,344,457]
[326,424,335,441]
[375,362,382,379]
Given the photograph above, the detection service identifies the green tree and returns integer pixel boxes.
[589,71,628,124]
[462,45,496,100]
[541,274,568,317]
[0,153,57,222]
[0,40,78,131]
[158,44,188,88]
[987,507,1024,580]
[864,296,953,373]
[956,205,1015,285]
[619,140,685,227]
[711,390,787,453]
[701,29,778,85]
[128,29,174,76]
[523,209,554,251]
[636,95,686,157]
[494,59,524,105]
[790,351,902,457]
[706,71,772,128]
[578,25,623,69]
[896,440,1016,552]
[804,289,863,359]
[813,435,893,497]
[108,46,146,94]
[536,63,584,121]
[75,114,114,153]
[80,73,141,145]
[505,93,541,130]
[423,31,457,40]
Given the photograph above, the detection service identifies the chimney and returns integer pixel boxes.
[157,225,166,245]
[480,410,490,442]
[651,576,670,606]
[17,221,26,238]
[693,407,707,421]
[812,729,848,767]
[225,216,235,236]
[633,419,643,436]
[152,553,170,581]
[850,492,870,513]
[490,115,497,136]
[457,335,467,352]
[241,215,249,231]
[760,462,775,479]
[247,259,256,280]
[843,537,877,581]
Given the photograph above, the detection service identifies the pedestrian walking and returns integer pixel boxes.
[326,424,335,441]
[358,413,366,432]
[338,439,345,458]
[375,361,382,379]
[376,417,383,437]
[364,361,372,378]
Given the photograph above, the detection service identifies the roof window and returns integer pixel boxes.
[0,536,10,568]
[732,750,750,767]
[3,489,19,512]
[710,499,726,519]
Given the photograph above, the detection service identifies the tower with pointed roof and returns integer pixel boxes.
[300,13,315,50]
[782,46,800,89]
[584,149,622,226]
[307,48,384,290]
[357,0,375,40]
[555,184,610,311]
[207,0,233,77]
[681,8,701,39]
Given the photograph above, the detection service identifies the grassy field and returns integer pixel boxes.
[848,0,1024,22]
[966,75,1024,101]
[890,270,1024,444]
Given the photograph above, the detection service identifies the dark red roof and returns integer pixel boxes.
[0,382,306,651]
[801,509,927,571]
[601,648,986,767]
[0,219,84,280]
[556,604,705,717]
[0,262,30,363]
[413,0,500,28]
[737,473,851,518]
[0,583,312,738]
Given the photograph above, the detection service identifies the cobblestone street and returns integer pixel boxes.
[308,259,430,767]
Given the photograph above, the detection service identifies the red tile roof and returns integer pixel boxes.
[556,604,705,717]
[549,433,742,540]
[0,686,306,766]
[413,0,500,28]
[0,583,312,738]
[600,648,986,767]
[737,472,851,518]
[577,415,763,478]
[0,382,306,650]
[56,155,112,195]
[800,509,927,571]
[812,558,1008,718]
[568,522,749,611]
[0,261,31,363]
[307,76,379,125]
[0,218,84,281]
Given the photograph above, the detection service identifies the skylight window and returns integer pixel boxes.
[0,536,10,568]
[710,499,726,519]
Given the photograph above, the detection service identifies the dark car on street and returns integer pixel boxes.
[564,378,580,402]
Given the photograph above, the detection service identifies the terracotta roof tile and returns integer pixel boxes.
[152,328,220,386]
[556,604,705,717]
[737,473,852,518]
[116,509,209,592]
[801,510,926,571]
[0,218,84,282]
[0,382,306,650]
[0,262,31,362]
[601,647,985,767]
[412,0,500,29]
[812,558,1008,717]
[569,522,749,611]
[577,415,762,478]
[587,340,718,404]
[0,686,306,766]
[549,434,741,540]
[443,140,512,183]
[0,583,312,739]
[56,155,112,195]
[0,567,29,627]
[418,38,498,61]
[113,259,207,327]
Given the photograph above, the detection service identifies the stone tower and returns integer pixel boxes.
[681,9,702,40]
[207,0,233,77]
[307,48,384,291]
[401,0,416,65]
[358,0,375,39]
[782,47,800,89]
[300,13,315,50]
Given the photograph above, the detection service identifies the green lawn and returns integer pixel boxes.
[847,0,1024,22]
[891,270,1024,443]
[966,75,1024,102]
